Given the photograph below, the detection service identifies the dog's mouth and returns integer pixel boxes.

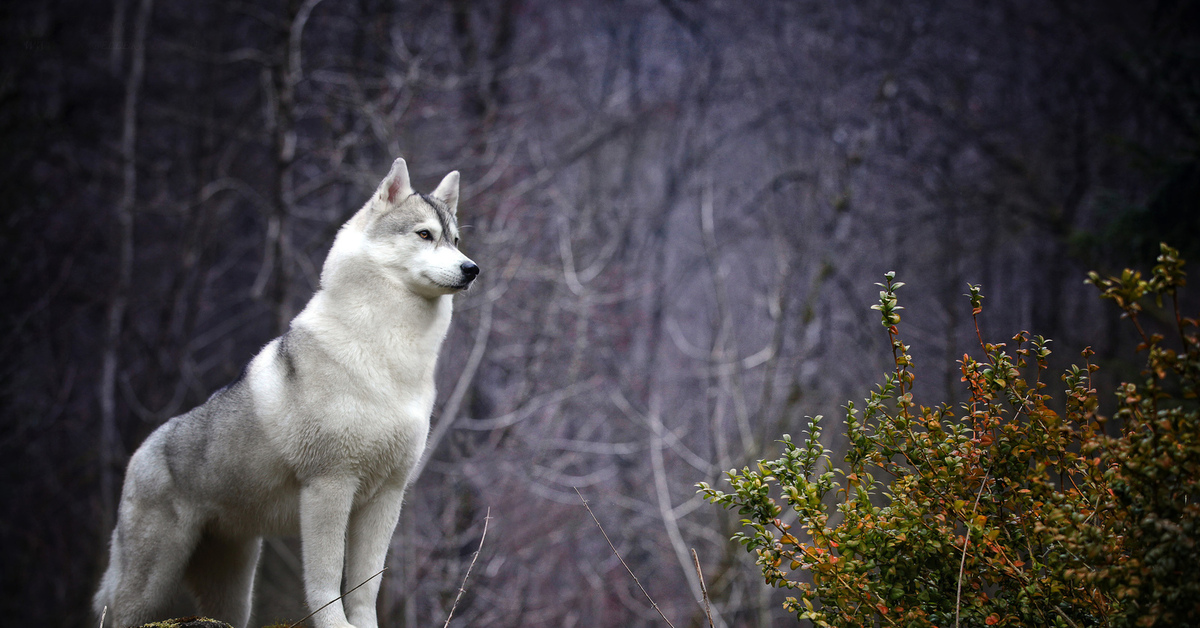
[432,276,477,292]
[425,263,479,293]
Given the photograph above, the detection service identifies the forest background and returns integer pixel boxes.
[1,0,1197,626]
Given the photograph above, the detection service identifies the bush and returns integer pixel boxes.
[700,244,1199,627]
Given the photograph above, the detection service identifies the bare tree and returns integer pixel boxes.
[98,0,155,537]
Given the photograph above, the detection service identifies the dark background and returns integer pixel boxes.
[2,0,1197,626]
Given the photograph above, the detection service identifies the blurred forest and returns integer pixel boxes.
[1,0,1197,626]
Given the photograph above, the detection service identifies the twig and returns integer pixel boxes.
[955,471,990,628]
[413,296,493,482]
[287,567,386,628]
[443,507,492,628]
[575,487,676,628]
[1052,605,1084,628]
[691,548,715,628]
[98,606,106,628]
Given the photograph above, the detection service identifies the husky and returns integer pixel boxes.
[94,158,478,628]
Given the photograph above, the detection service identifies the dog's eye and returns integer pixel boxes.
[417,230,432,240]
[454,236,460,246]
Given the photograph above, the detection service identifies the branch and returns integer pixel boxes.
[287,0,326,90]
[955,471,991,628]
[648,397,726,627]
[691,549,715,628]
[99,0,154,533]
[443,508,491,628]
[575,488,676,628]
[287,567,386,628]
[410,295,494,483]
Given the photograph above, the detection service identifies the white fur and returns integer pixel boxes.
[94,159,477,628]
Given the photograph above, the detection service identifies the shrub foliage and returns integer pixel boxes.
[700,244,1199,627]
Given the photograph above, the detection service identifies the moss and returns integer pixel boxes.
[128,615,302,628]
[134,617,233,628]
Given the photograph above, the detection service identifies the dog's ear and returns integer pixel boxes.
[380,158,413,204]
[431,171,460,215]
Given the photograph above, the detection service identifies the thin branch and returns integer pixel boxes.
[287,567,386,628]
[443,507,492,628]
[1052,605,1084,628]
[698,176,754,456]
[99,0,154,534]
[456,376,600,432]
[287,0,326,89]
[647,394,726,627]
[691,549,715,628]
[575,487,676,628]
[411,295,494,482]
[608,389,713,473]
[955,471,991,628]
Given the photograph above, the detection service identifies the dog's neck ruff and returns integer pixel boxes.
[304,272,452,342]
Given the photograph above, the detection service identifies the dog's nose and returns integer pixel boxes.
[461,261,480,280]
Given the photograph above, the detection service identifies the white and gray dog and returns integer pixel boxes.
[94,159,478,628]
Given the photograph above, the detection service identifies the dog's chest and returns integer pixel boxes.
[314,345,434,473]
[254,345,434,481]
[259,294,450,480]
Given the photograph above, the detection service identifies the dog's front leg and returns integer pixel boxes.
[343,483,406,628]
[300,476,358,628]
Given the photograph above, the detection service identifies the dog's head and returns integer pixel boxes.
[330,158,479,298]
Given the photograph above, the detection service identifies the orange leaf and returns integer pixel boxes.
[986,614,1000,625]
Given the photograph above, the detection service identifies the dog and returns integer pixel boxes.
[94,158,478,628]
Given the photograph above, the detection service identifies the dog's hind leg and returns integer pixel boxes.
[185,534,262,628]
[103,501,202,627]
